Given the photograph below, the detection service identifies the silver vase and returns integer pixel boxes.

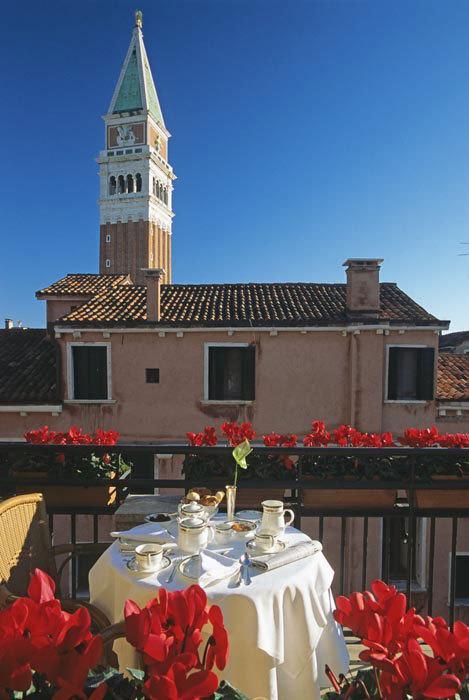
[226,484,237,521]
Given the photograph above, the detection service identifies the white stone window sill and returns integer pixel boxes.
[451,598,469,607]
[201,400,254,406]
[384,400,429,405]
[392,580,427,594]
[64,399,117,405]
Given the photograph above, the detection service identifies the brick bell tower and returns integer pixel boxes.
[98,11,175,285]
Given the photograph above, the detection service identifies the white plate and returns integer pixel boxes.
[178,554,238,584]
[144,512,178,524]
[235,510,262,522]
[246,539,286,555]
[126,555,171,575]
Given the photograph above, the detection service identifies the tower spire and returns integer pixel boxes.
[107,11,165,128]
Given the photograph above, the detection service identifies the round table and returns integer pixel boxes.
[89,520,348,700]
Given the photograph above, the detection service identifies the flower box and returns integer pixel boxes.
[298,454,401,510]
[414,475,469,509]
[10,470,128,509]
[182,452,294,509]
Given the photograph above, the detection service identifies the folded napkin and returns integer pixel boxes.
[193,550,240,588]
[250,540,322,571]
[111,524,175,544]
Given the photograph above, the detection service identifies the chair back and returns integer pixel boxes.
[0,493,57,596]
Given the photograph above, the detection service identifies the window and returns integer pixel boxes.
[136,173,142,192]
[454,554,469,601]
[384,516,426,588]
[109,176,116,195]
[164,187,168,205]
[207,345,255,401]
[105,234,111,243]
[146,368,160,383]
[387,347,434,401]
[127,174,134,193]
[72,346,108,400]
[118,175,125,194]
[107,151,115,156]
[105,259,111,268]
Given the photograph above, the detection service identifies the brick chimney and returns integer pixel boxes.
[4,319,13,330]
[343,259,383,316]
[142,268,165,322]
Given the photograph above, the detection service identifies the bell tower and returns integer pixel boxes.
[97,11,175,285]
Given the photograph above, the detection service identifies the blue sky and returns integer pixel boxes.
[1,0,469,331]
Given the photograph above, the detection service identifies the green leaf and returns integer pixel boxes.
[214,680,251,699]
[232,440,252,470]
[126,667,145,681]
[87,667,123,687]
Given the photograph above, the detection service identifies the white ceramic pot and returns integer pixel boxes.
[178,516,214,553]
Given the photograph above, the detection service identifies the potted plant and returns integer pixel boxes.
[182,423,295,510]
[329,578,469,699]
[0,567,249,700]
[400,428,469,509]
[298,422,398,510]
[9,426,131,508]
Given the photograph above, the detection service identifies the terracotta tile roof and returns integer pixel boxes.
[36,273,132,298]
[440,331,469,351]
[58,282,445,328]
[437,354,469,402]
[0,330,58,403]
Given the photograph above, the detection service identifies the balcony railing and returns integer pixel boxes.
[1,442,468,625]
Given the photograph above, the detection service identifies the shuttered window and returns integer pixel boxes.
[387,347,434,401]
[72,346,108,400]
[208,346,255,401]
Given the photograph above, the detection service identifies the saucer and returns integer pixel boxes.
[246,539,286,555]
[126,554,171,575]
[144,512,177,524]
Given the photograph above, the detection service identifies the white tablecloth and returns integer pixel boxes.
[89,521,348,700]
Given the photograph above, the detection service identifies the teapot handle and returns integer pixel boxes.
[284,509,295,527]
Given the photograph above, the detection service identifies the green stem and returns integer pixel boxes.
[374,667,382,699]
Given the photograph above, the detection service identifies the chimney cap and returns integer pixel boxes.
[343,258,384,268]
[141,268,165,279]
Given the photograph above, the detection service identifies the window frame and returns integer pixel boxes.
[203,342,255,404]
[67,342,112,402]
[384,344,435,404]
[381,516,428,591]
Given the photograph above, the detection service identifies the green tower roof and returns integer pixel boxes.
[108,16,165,128]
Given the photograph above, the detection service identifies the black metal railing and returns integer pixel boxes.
[1,442,468,625]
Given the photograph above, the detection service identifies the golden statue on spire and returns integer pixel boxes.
[135,10,143,28]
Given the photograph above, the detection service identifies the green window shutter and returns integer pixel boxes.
[73,347,108,400]
[387,347,399,400]
[242,345,255,401]
[417,348,435,400]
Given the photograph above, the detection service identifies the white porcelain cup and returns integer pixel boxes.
[214,521,233,542]
[253,531,277,552]
[135,543,164,571]
[178,516,214,553]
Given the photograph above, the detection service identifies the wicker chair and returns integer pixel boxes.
[0,492,111,632]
